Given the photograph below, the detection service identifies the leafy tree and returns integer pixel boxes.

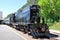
[38,0,60,23]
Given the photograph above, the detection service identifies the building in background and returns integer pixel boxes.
[0,11,3,24]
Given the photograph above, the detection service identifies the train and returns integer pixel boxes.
[2,16,11,25]
[2,5,50,38]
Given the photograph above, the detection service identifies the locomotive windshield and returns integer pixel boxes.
[30,5,40,13]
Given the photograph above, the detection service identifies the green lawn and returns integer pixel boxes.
[49,22,60,31]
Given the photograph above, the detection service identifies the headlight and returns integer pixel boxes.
[35,21,37,24]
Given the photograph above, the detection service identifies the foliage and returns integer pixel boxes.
[38,0,60,23]
[50,22,60,30]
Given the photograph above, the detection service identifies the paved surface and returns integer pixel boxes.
[0,25,24,40]
[0,24,60,40]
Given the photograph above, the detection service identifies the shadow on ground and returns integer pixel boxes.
[38,33,58,39]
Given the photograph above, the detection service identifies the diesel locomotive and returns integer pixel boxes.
[3,5,50,38]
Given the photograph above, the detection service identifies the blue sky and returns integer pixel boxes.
[0,0,27,19]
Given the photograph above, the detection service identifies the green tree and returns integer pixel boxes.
[38,0,60,23]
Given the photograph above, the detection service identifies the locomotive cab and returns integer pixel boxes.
[30,5,40,13]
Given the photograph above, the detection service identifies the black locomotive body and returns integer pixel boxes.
[5,5,50,38]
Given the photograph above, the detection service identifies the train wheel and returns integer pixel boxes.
[19,25,21,31]
[30,28,38,39]
[16,25,20,30]
[23,26,28,34]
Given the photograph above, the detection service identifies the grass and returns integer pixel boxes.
[49,22,60,31]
